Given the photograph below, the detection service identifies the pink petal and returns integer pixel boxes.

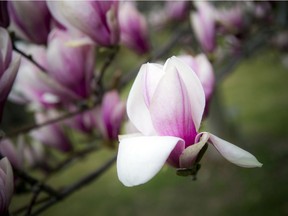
[179,132,210,168]
[150,61,197,146]
[170,56,205,130]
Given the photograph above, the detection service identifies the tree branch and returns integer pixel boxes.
[12,43,47,74]
[30,154,117,216]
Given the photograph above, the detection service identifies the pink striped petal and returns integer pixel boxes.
[170,56,205,130]
[179,132,209,168]
[150,61,197,146]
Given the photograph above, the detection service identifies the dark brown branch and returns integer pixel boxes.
[13,168,60,198]
[12,43,47,73]
[30,154,117,216]
[48,145,99,175]
[96,45,120,86]
[4,102,97,139]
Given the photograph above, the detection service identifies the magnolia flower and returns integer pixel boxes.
[215,6,245,34]
[191,2,216,53]
[0,27,20,121]
[8,0,52,44]
[47,29,95,98]
[94,90,125,141]
[0,139,22,169]
[0,157,14,214]
[31,110,73,152]
[47,0,119,47]
[119,2,150,55]
[117,56,262,187]
[9,43,80,109]
[165,1,189,22]
[177,54,214,104]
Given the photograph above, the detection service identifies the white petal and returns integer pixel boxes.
[170,56,206,130]
[127,64,161,135]
[117,136,184,187]
[209,133,263,168]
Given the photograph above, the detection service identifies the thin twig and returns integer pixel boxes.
[12,44,47,73]
[13,168,60,198]
[4,102,97,139]
[48,145,99,175]
[12,196,50,215]
[216,28,274,84]
[30,154,117,216]
[25,187,42,216]
[97,46,120,86]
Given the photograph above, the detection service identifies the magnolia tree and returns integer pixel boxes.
[0,1,286,215]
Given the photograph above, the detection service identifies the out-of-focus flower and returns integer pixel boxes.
[7,1,52,44]
[22,142,44,168]
[47,1,119,47]
[215,6,245,34]
[63,106,95,134]
[94,90,125,141]
[31,110,73,152]
[177,54,215,104]
[9,43,79,109]
[47,29,95,98]
[165,1,190,22]
[117,56,262,187]
[0,27,20,121]
[119,2,150,55]
[191,2,216,53]
[0,139,22,169]
[0,157,14,214]
[253,2,271,20]
[0,1,10,28]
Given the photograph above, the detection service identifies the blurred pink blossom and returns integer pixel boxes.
[94,90,125,141]
[119,2,150,55]
[47,0,120,47]
[0,27,20,121]
[7,0,52,44]
[0,157,14,214]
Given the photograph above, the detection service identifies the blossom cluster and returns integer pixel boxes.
[0,1,275,213]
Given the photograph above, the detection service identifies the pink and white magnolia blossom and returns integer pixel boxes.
[191,2,216,53]
[47,29,95,98]
[165,1,189,22]
[177,54,215,104]
[7,0,52,44]
[0,157,14,214]
[9,43,79,109]
[215,6,245,34]
[47,0,119,47]
[119,2,150,55]
[117,56,262,187]
[0,27,20,121]
[0,139,22,169]
[94,90,125,141]
[31,110,73,152]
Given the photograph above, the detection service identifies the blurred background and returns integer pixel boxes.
[2,1,288,216]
